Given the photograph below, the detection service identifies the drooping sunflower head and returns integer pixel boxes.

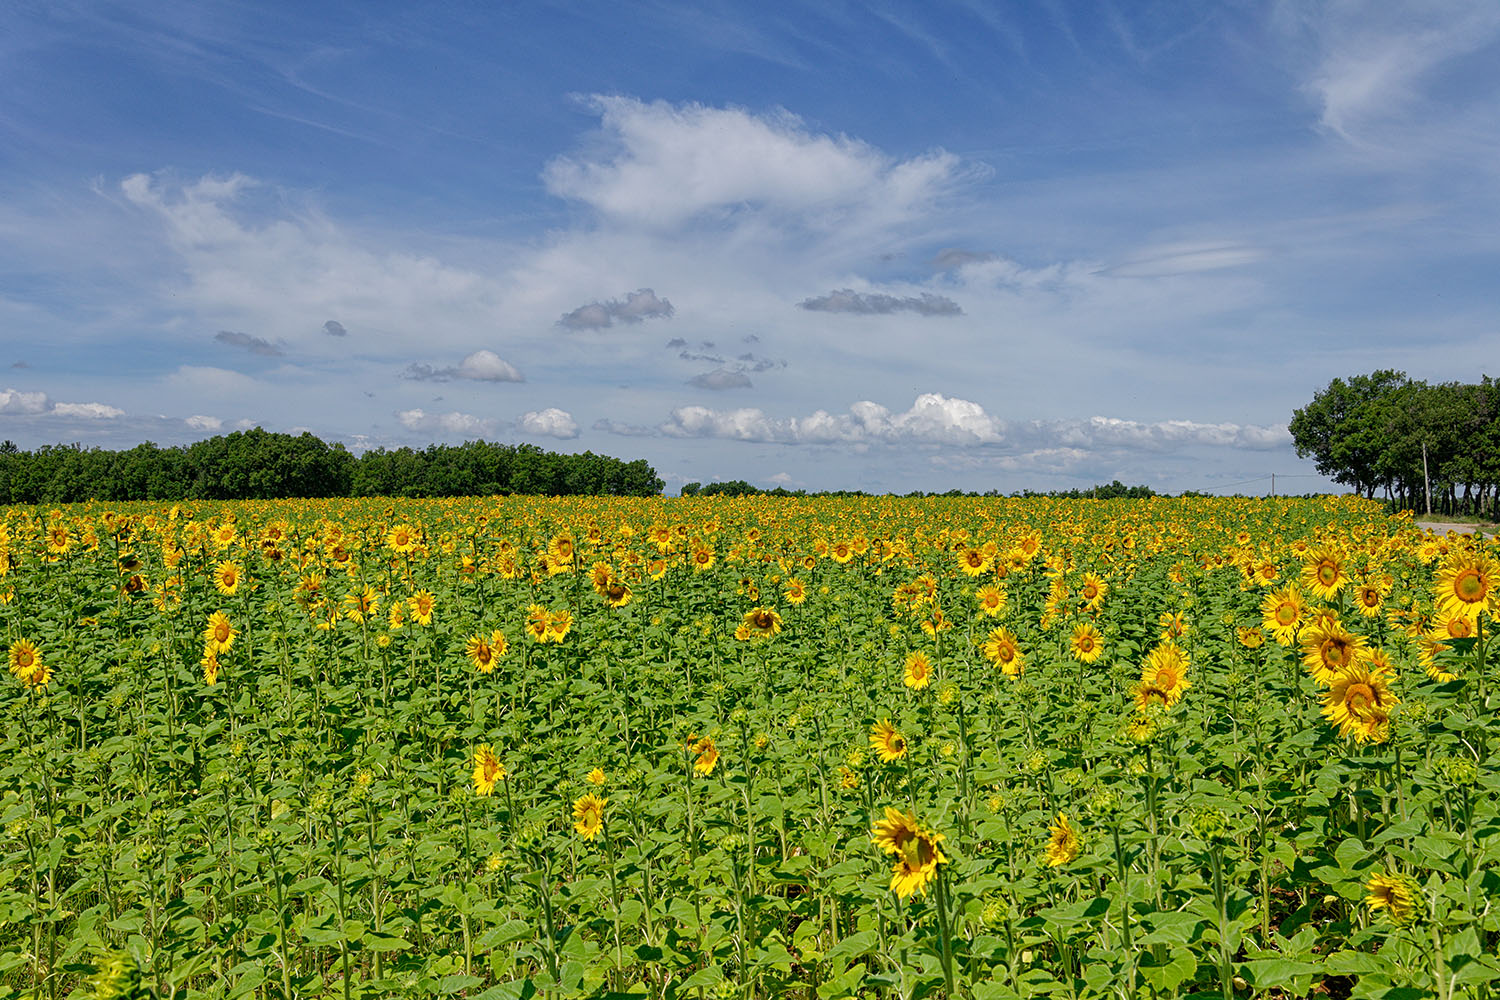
[572,792,605,840]
[1365,872,1420,925]
[869,719,908,763]
[1046,812,1080,867]
[472,744,505,796]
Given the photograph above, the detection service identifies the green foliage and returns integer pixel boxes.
[0,433,664,502]
[1290,372,1500,516]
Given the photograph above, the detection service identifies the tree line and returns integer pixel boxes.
[1289,371,1500,517]
[679,478,1157,499]
[0,429,664,503]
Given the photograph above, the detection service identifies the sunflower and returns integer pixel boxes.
[1134,640,1190,710]
[974,584,1006,617]
[1322,654,1398,743]
[408,587,438,626]
[869,719,908,762]
[738,607,783,642]
[1365,873,1419,924]
[546,609,573,643]
[525,605,550,642]
[386,523,419,554]
[1157,611,1188,639]
[466,631,507,673]
[1300,620,1369,687]
[981,626,1025,677]
[7,639,48,687]
[692,735,719,775]
[547,533,576,567]
[903,651,934,690]
[956,546,991,577]
[601,577,632,608]
[472,744,505,796]
[1301,545,1347,601]
[587,767,606,786]
[779,577,808,605]
[1259,585,1307,645]
[1078,573,1107,610]
[1069,622,1104,664]
[1236,627,1266,649]
[1434,549,1498,622]
[1352,582,1386,618]
[872,807,946,898]
[1046,812,1080,867]
[213,560,242,595]
[203,611,237,654]
[691,547,716,572]
[201,648,220,686]
[830,540,855,564]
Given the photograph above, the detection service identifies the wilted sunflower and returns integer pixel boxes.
[1301,620,1369,687]
[869,719,908,762]
[1434,549,1498,622]
[981,626,1025,677]
[903,651,934,690]
[1069,622,1104,664]
[1322,653,1399,743]
[1046,812,1080,867]
[573,793,604,840]
[472,744,505,796]
[1365,873,1419,924]
[203,611,237,654]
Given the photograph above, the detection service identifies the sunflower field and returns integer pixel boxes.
[2,495,1499,1000]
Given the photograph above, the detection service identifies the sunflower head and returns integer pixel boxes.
[1365,873,1420,925]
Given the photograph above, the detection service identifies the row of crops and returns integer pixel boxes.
[1,495,1497,999]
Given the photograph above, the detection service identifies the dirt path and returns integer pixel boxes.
[1417,521,1498,538]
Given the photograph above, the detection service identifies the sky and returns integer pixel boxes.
[2,1,1498,495]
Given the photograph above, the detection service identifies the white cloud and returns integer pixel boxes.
[558,288,674,330]
[395,408,500,436]
[0,387,122,419]
[520,407,579,440]
[0,388,49,414]
[51,402,125,419]
[186,414,223,431]
[543,96,968,229]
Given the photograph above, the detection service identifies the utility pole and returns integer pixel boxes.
[1270,473,1275,498]
[1422,441,1432,516]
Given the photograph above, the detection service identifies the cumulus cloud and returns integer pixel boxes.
[402,350,523,383]
[520,407,579,439]
[322,320,347,337]
[798,289,962,316]
[186,414,223,431]
[611,392,1291,458]
[558,288,674,330]
[1,387,123,419]
[395,408,501,437]
[215,330,284,356]
[688,368,754,390]
[543,95,968,229]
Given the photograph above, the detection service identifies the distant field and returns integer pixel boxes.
[2,495,1496,999]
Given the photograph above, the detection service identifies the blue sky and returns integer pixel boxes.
[2,1,1497,494]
